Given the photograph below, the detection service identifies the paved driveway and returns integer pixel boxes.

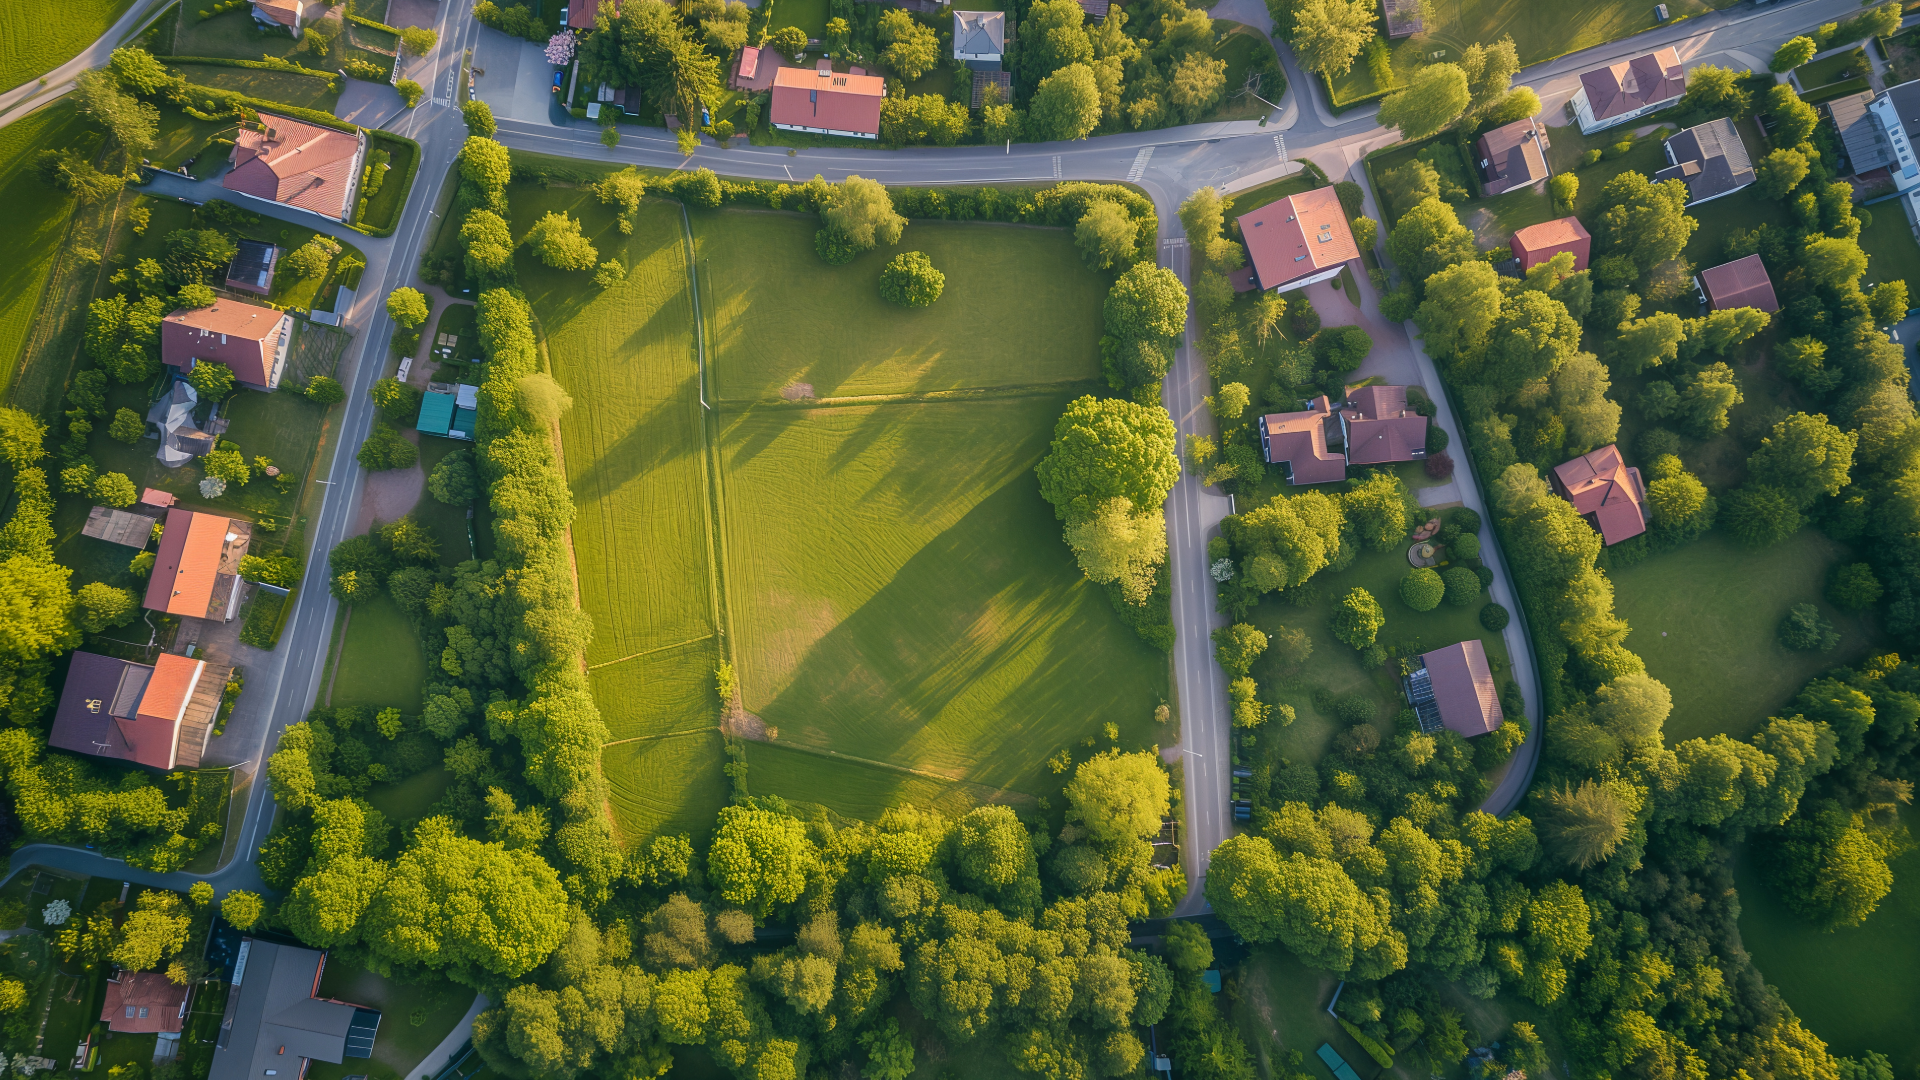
[473,27,555,124]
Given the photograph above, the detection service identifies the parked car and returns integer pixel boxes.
[552,70,566,94]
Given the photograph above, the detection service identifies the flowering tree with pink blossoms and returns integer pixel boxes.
[545,32,575,65]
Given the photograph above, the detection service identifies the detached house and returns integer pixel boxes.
[770,67,884,140]
[1475,116,1548,196]
[953,11,1004,63]
[1656,118,1755,206]
[1237,187,1359,294]
[49,651,224,771]
[144,508,253,622]
[161,297,293,391]
[1552,445,1648,545]
[207,939,381,1080]
[1570,48,1685,134]
[1695,253,1780,313]
[1258,385,1429,485]
[1404,641,1503,737]
[223,112,366,223]
[1510,217,1591,272]
[250,0,312,34]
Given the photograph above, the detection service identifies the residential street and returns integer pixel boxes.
[0,0,1870,916]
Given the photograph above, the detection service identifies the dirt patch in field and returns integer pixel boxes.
[780,382,815,400]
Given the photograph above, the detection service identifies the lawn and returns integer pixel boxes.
[147,103,232,171]
[1205,22,1282,122]
[0,0,140,91]
[692,211,1105,401]
[330,593,426,714]
[1682,183,1792,274]
[309,965,477,1080]
[1795,46,1870,91]
[1733,813,1920,1078]
[169,7,394,75]
[359,133,419,233]
[767,0,829,41]
[412,438,477,564]
[0,105,95,405]
[520,192,723,844]
[168,64,340,111]
[1227,171,1319,216]
[428,302,484,366]
[1245,536,1515,771]
[1857,206,1920,295]
[1610,530,1877,745]
[718,394,1170,797]
[364,764,452,824]
[743,732,1028,824]
[1422,0,1740,67]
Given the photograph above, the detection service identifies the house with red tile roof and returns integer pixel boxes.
[1342,384,1430,466]
[1510,216,1591,272]
[102,973,190,1034]
[49,652,209,770]
[144,509,252,621]
[224,112,365,222]
[1696,253,1780,313]
[565,0,616,29]
[1238,187,1359,294]
[1258,396,1349,485]
[1552,444,1648,545]
[770,67,884,140]
[161,298,293,391]
[1570,48,1686,134]
[1406,640,1503,736]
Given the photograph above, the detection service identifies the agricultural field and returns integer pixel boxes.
[0,0,139,91]
[0,105,95,402]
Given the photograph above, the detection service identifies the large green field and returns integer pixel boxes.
[534,180,1163,839]
[695,212,1105,401]
[0,0,140,92]
[0,105,93,402]
[1734,811,1920,1078]
[1611,531,1876,745]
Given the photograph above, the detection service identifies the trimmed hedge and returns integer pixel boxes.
[349,131,422,238]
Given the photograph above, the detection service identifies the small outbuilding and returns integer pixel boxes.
[224,238,279,296]
[1509,216,1591,272]
[82,507,157,549]
[416,384,479,441]
[1695,253,1780,313]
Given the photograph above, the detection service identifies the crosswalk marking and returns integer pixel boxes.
[1052,154,1062,179]
[1274,133,1287,162]
[1126,146,1153,183]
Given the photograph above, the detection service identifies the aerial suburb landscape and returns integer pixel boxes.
[4,0,1920,1076]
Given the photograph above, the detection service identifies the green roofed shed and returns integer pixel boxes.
[416,391,455,435]
[1317,1044,1362,1080]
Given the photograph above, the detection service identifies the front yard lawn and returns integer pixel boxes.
[1858,205,1920,294]
[1795,46,1870,91]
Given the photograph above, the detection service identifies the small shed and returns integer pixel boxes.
[415,385,479,441]
[83,507,157,549]
[140,488,176,509]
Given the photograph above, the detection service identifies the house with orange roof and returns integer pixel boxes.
[1405,640,1503,736]
[49,651,214,770]
[1510,217,1591,272]
[102,973,190,1034]
[144,508,253,622]
[1237,187,1359,294]
[1552,444,1648,545]
[223,112,366,222]
[770,67,884,140]
[161,297,293,391]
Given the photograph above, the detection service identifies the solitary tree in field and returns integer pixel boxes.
[525,212,599,271]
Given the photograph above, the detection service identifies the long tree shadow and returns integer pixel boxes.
[747,477,1165,794]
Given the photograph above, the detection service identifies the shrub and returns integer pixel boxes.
[815,228,858,265]
[1447,506,1481,534]
[879,251,945,307]
[370,377,422,421]
[1290,294,1321,338]
[1333,694,1375,726]
[108,408,145,444]
[1424,451,1455,479]
[1480,603,1509,631]
[1778,602,1839,651]
[1638,427,1681,460]
[1442,566,1482,607]
[1449,532,1480,560]
[357,423,418,471]
[306,375,345,405]
[1331,587,1385,649]
[1425,424,1449,453]
[1580,148,1602,167]
[1400,568,1445,611]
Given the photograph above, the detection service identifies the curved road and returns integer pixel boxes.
[0,0,1862,916]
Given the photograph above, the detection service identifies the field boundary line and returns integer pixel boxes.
[601,727,715,749]
[746,739,1039,806]
[720,380,1104,411]
[586,633,717,672]
[680,207,739,679]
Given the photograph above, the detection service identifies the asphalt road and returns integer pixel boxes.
[0,0,1867,915]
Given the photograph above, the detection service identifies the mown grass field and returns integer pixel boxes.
[1734,810,1920,1079]
[1423,0,1738,66]
[0,0,139,92]
[1611,530,1876,744]
[521,192,725,844]
[0,105,92,402]
[330,593,426,713]
[718,394,1169,797]
[694,211,1105,401]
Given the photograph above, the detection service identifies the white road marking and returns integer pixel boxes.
[1052,154,1062,179]
[1127,146,1153,183]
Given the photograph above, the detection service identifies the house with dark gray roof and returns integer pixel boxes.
[208,939,379,1080]
[1655,118,1754,206]
[1828,91,1893,176]
[1864,79,1920,191]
